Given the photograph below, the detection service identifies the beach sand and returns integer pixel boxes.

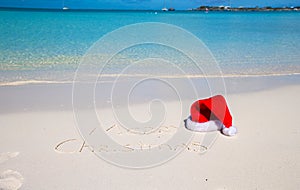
[0,77,300,189]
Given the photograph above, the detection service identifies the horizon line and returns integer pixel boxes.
[1,5,300,12]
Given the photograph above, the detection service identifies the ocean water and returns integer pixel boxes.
[0,9,300,84]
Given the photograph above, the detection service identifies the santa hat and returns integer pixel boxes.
[185,95,237,136]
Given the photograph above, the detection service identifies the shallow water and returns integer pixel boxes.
[0,10,300,83]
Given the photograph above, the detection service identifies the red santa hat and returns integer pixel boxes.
[185,95,237,136]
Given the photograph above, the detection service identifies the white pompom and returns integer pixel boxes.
[222,126,237,136]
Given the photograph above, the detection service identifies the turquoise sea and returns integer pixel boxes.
[0,9,300,83]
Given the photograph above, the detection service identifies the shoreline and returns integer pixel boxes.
[0,74,299,114]
[1,72,300,87]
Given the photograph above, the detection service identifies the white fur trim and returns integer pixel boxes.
[222,126,237,136]
[185,117,223,132]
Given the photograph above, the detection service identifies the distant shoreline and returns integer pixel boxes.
[0,6,299,12]
[193,6,300,12]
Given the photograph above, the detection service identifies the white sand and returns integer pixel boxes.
[0,84,300,189]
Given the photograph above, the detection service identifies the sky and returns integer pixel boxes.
[0,0,299,10]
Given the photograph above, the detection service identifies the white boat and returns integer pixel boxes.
[62,0,69,10]
[162,0,168,11]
